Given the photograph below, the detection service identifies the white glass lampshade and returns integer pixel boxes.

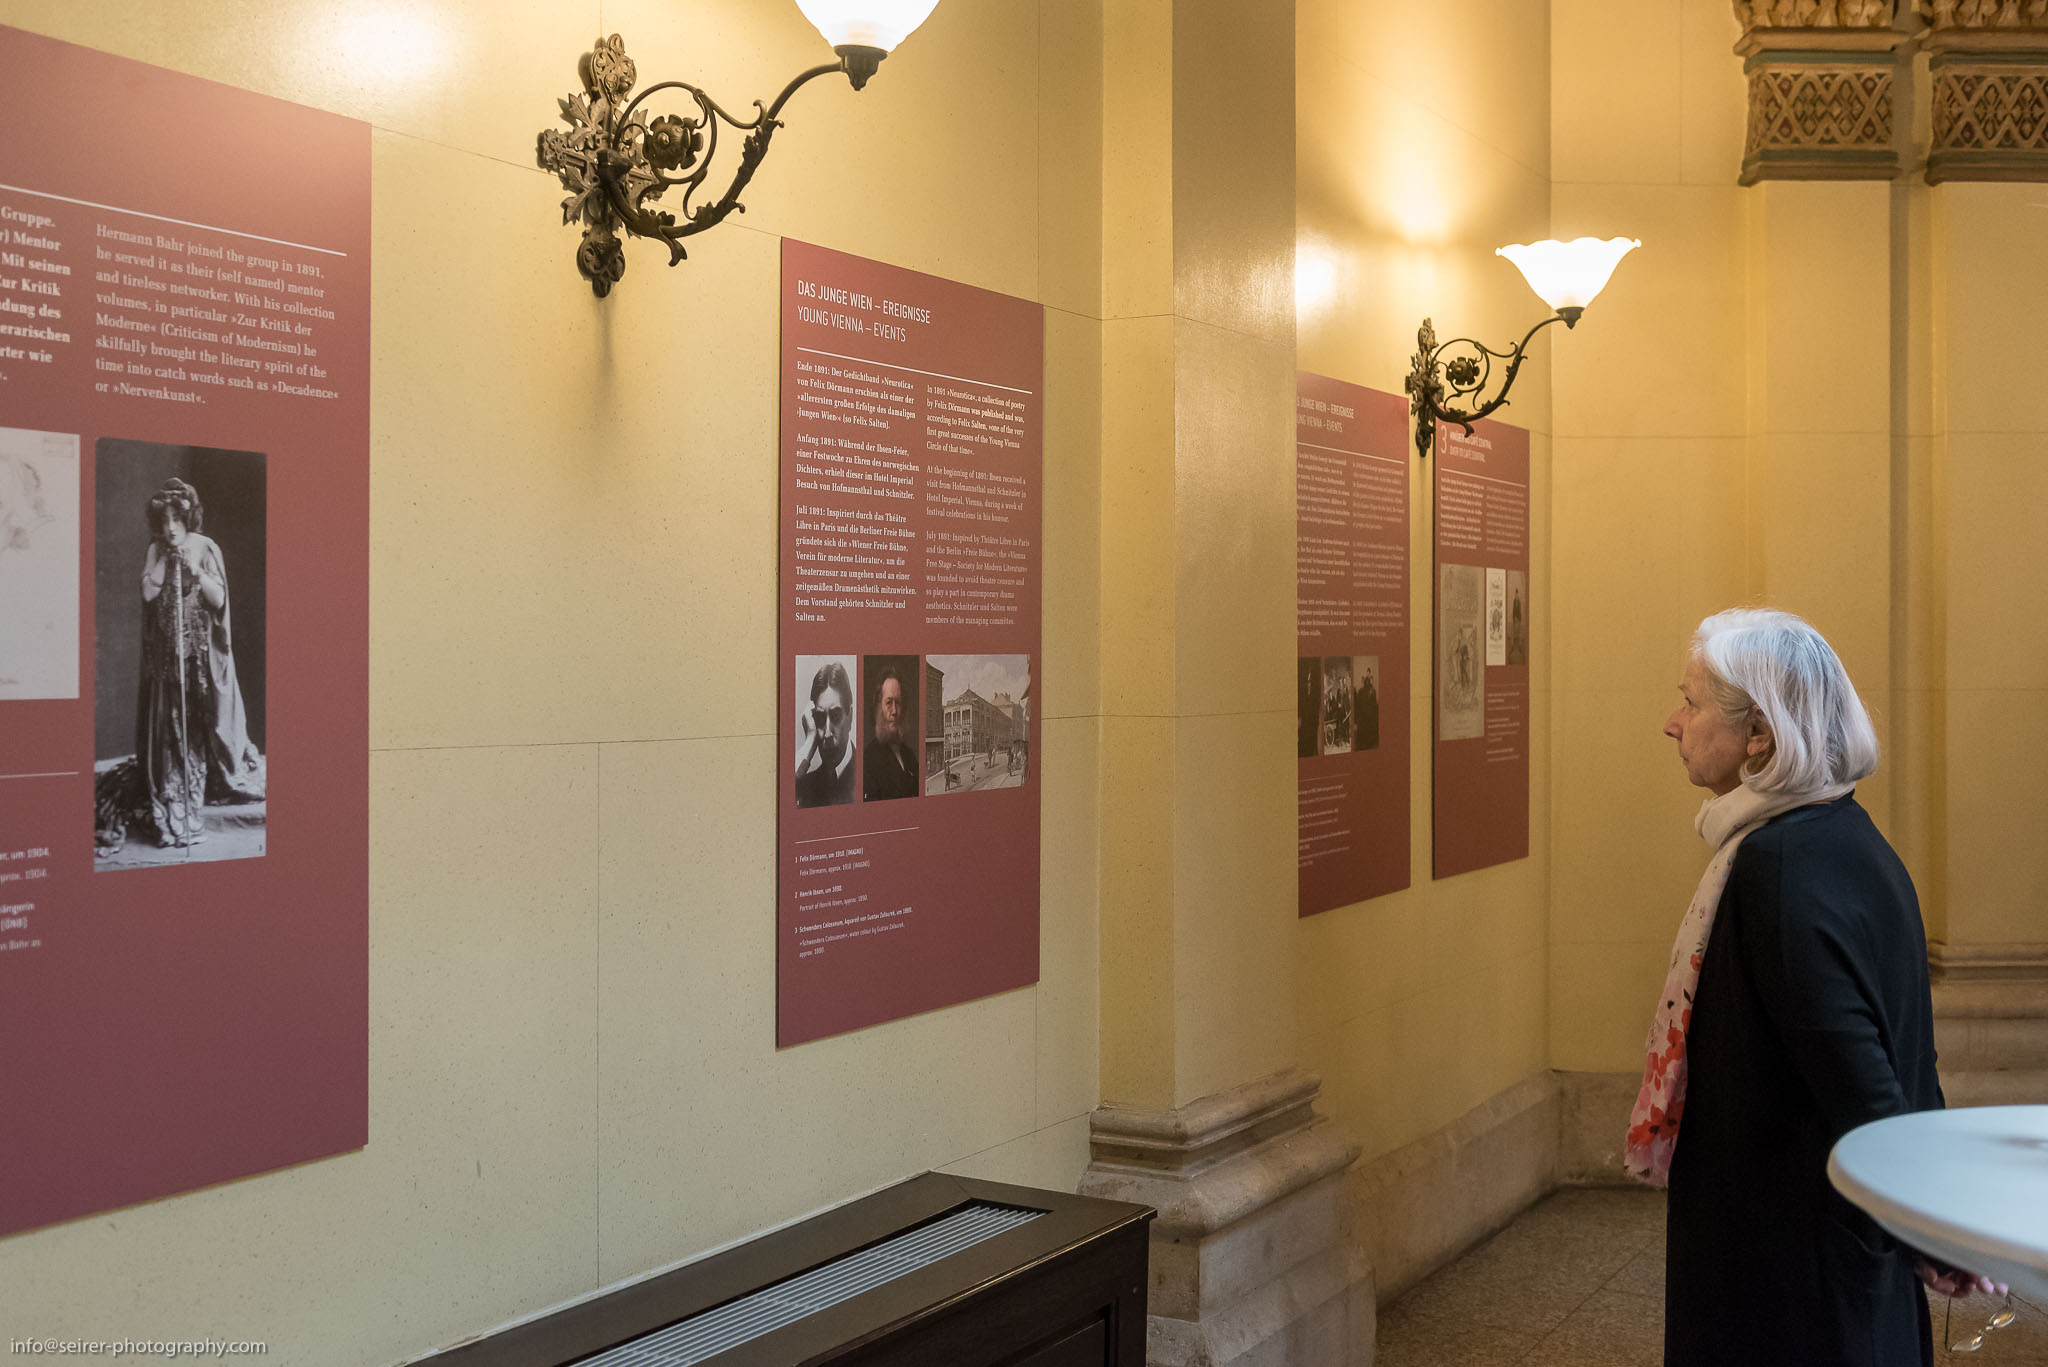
[794,0,942,52]
[1495,237,1640,313]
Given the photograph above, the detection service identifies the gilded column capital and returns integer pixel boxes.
[1916,0,2048,182]
[1732,1,1905,184]
[1734,0,1897,42]
[1918,0,2048,36]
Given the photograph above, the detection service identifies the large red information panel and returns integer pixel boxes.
[0,28,370,1234]
[1295,375,1410,915]
[777,240,1042,1046]
[1432,419,1530,879]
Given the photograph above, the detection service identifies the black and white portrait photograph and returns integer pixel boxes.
[794,654,858,809]
[862,654,921,803]
[1320,655,1354,755]
[1297,656,1322,759]
[1352,655,1381,753]
[93,440,267,869]
[1506,569,1528,666]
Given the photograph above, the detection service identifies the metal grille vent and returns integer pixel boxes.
[577,1201,1046,1367]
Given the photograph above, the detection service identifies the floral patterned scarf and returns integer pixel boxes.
[1624,779,1849,1186]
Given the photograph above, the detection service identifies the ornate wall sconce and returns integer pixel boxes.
[1404,237,1640,460]
[538,1,941,296]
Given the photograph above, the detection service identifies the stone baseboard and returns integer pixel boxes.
[1556,1069,1640,1188]
[1348,1073,1563,1307]
[1080,1069,1372,1367]
[1549,967,2048,1166]
[1933,972,2048,1106]
[1931,941,2048,983]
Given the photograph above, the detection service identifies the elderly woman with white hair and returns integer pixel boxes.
[1632,608,2001,1367]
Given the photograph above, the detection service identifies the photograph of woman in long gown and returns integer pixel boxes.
[94,452,268,869]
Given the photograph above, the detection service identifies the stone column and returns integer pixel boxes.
[1081,1,1371,1362]
[1918,0,2048,1094]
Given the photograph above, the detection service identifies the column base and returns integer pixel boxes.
[1080,1069,1372,1367]
[1931,947,2048,1106]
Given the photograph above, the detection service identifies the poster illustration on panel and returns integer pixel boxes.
[1295,374,1410,916]
[0,25,369,1238]
[1431,419,1531,879]
[1485,567,1507,667]
[1438,563,1483,742]
[778,240,1042,1046]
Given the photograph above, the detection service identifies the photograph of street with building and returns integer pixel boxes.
[925,654,1030,794]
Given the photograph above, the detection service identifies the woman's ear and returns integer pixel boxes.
[1747,710,1774,757]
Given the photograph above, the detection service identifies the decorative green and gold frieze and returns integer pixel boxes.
[1734,2,1904,185]
[1920,0,2048,182]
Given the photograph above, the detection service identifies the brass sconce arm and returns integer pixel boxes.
[1403,307,1580,462]
[538,35,882,297]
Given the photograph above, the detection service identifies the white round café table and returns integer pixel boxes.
[1828,1105,2048,1302]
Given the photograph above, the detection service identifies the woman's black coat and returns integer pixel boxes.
[1665,794,1943,1367]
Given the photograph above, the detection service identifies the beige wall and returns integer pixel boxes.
[1547,0,1764,1075]
[5,2,2045,1361]
[1293,0,1555,1162]
[0,2,1106,1362]
[1927,180,2048,959]
[1545,0,2048,1079]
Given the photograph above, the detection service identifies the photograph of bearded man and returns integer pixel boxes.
[862,655,920,802]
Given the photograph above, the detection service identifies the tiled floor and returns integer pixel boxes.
[1374,1187,2048,1367]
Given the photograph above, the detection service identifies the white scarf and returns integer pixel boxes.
[1623,778,1851,1186]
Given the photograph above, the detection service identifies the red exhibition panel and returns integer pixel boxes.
[777,240,1042,1046]
[1432,418,1531,879]
[0,27,370,1234]
[1296,374,1411,915]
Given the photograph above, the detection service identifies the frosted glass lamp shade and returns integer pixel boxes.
[1495,237,1640,313]
[795,0,942,52]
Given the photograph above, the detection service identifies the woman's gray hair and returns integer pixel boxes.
[1691,607,1879,793]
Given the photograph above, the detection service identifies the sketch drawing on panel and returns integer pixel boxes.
[0,427,81,701]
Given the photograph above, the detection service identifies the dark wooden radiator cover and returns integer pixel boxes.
[422,1172,1155,1367]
